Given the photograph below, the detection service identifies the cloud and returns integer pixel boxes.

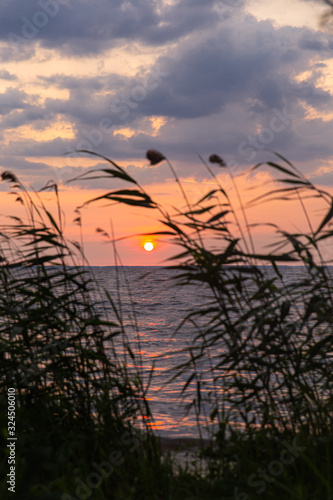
[0,69,17,80]
[1,2,333,189]
[0,156,60,190]
[0,0,219,58]
[0,88,32,115]
[0,42,36,62]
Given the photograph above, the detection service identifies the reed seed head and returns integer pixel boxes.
[146,150,166,165]
[209,154,227,167]
[1,170,18,183]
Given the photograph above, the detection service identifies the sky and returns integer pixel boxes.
[1,0,333,265]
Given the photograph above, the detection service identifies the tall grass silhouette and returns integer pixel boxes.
[77,149,333,438]
[1,151,333,499]
[0,171,160,499]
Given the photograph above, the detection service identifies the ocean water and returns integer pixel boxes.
[91,265,319,438]
[92,266,211,437]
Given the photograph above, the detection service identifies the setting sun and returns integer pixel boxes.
[144,242,154,252]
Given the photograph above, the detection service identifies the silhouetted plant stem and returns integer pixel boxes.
[165,158,191,210]
[199,154,253,259]
[226,165,256,258]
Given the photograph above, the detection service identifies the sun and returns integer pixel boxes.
[144,242,154,252]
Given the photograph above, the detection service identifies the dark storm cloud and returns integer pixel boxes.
[0,108,55,129]
[0,88,31,115]
[299,34,327,50]
[137,20,333,119]
[1,0,218,58]
[30,14,333,132]
[0,137,69,158]
[2,3,333,187]
[38,73,124,92]
[0,87,54,131]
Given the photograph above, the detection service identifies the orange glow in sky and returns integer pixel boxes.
[0,165,331,267]
[1,1,333,265]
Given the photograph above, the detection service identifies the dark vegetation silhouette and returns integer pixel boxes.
[1,151,333,499]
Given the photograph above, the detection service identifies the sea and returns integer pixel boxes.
[91,265,316,439]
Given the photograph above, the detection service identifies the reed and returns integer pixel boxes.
[0,172,160,499]
[1,150,333,499]
[80,150,333,438]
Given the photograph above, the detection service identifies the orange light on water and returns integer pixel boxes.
[146,421,164,429]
